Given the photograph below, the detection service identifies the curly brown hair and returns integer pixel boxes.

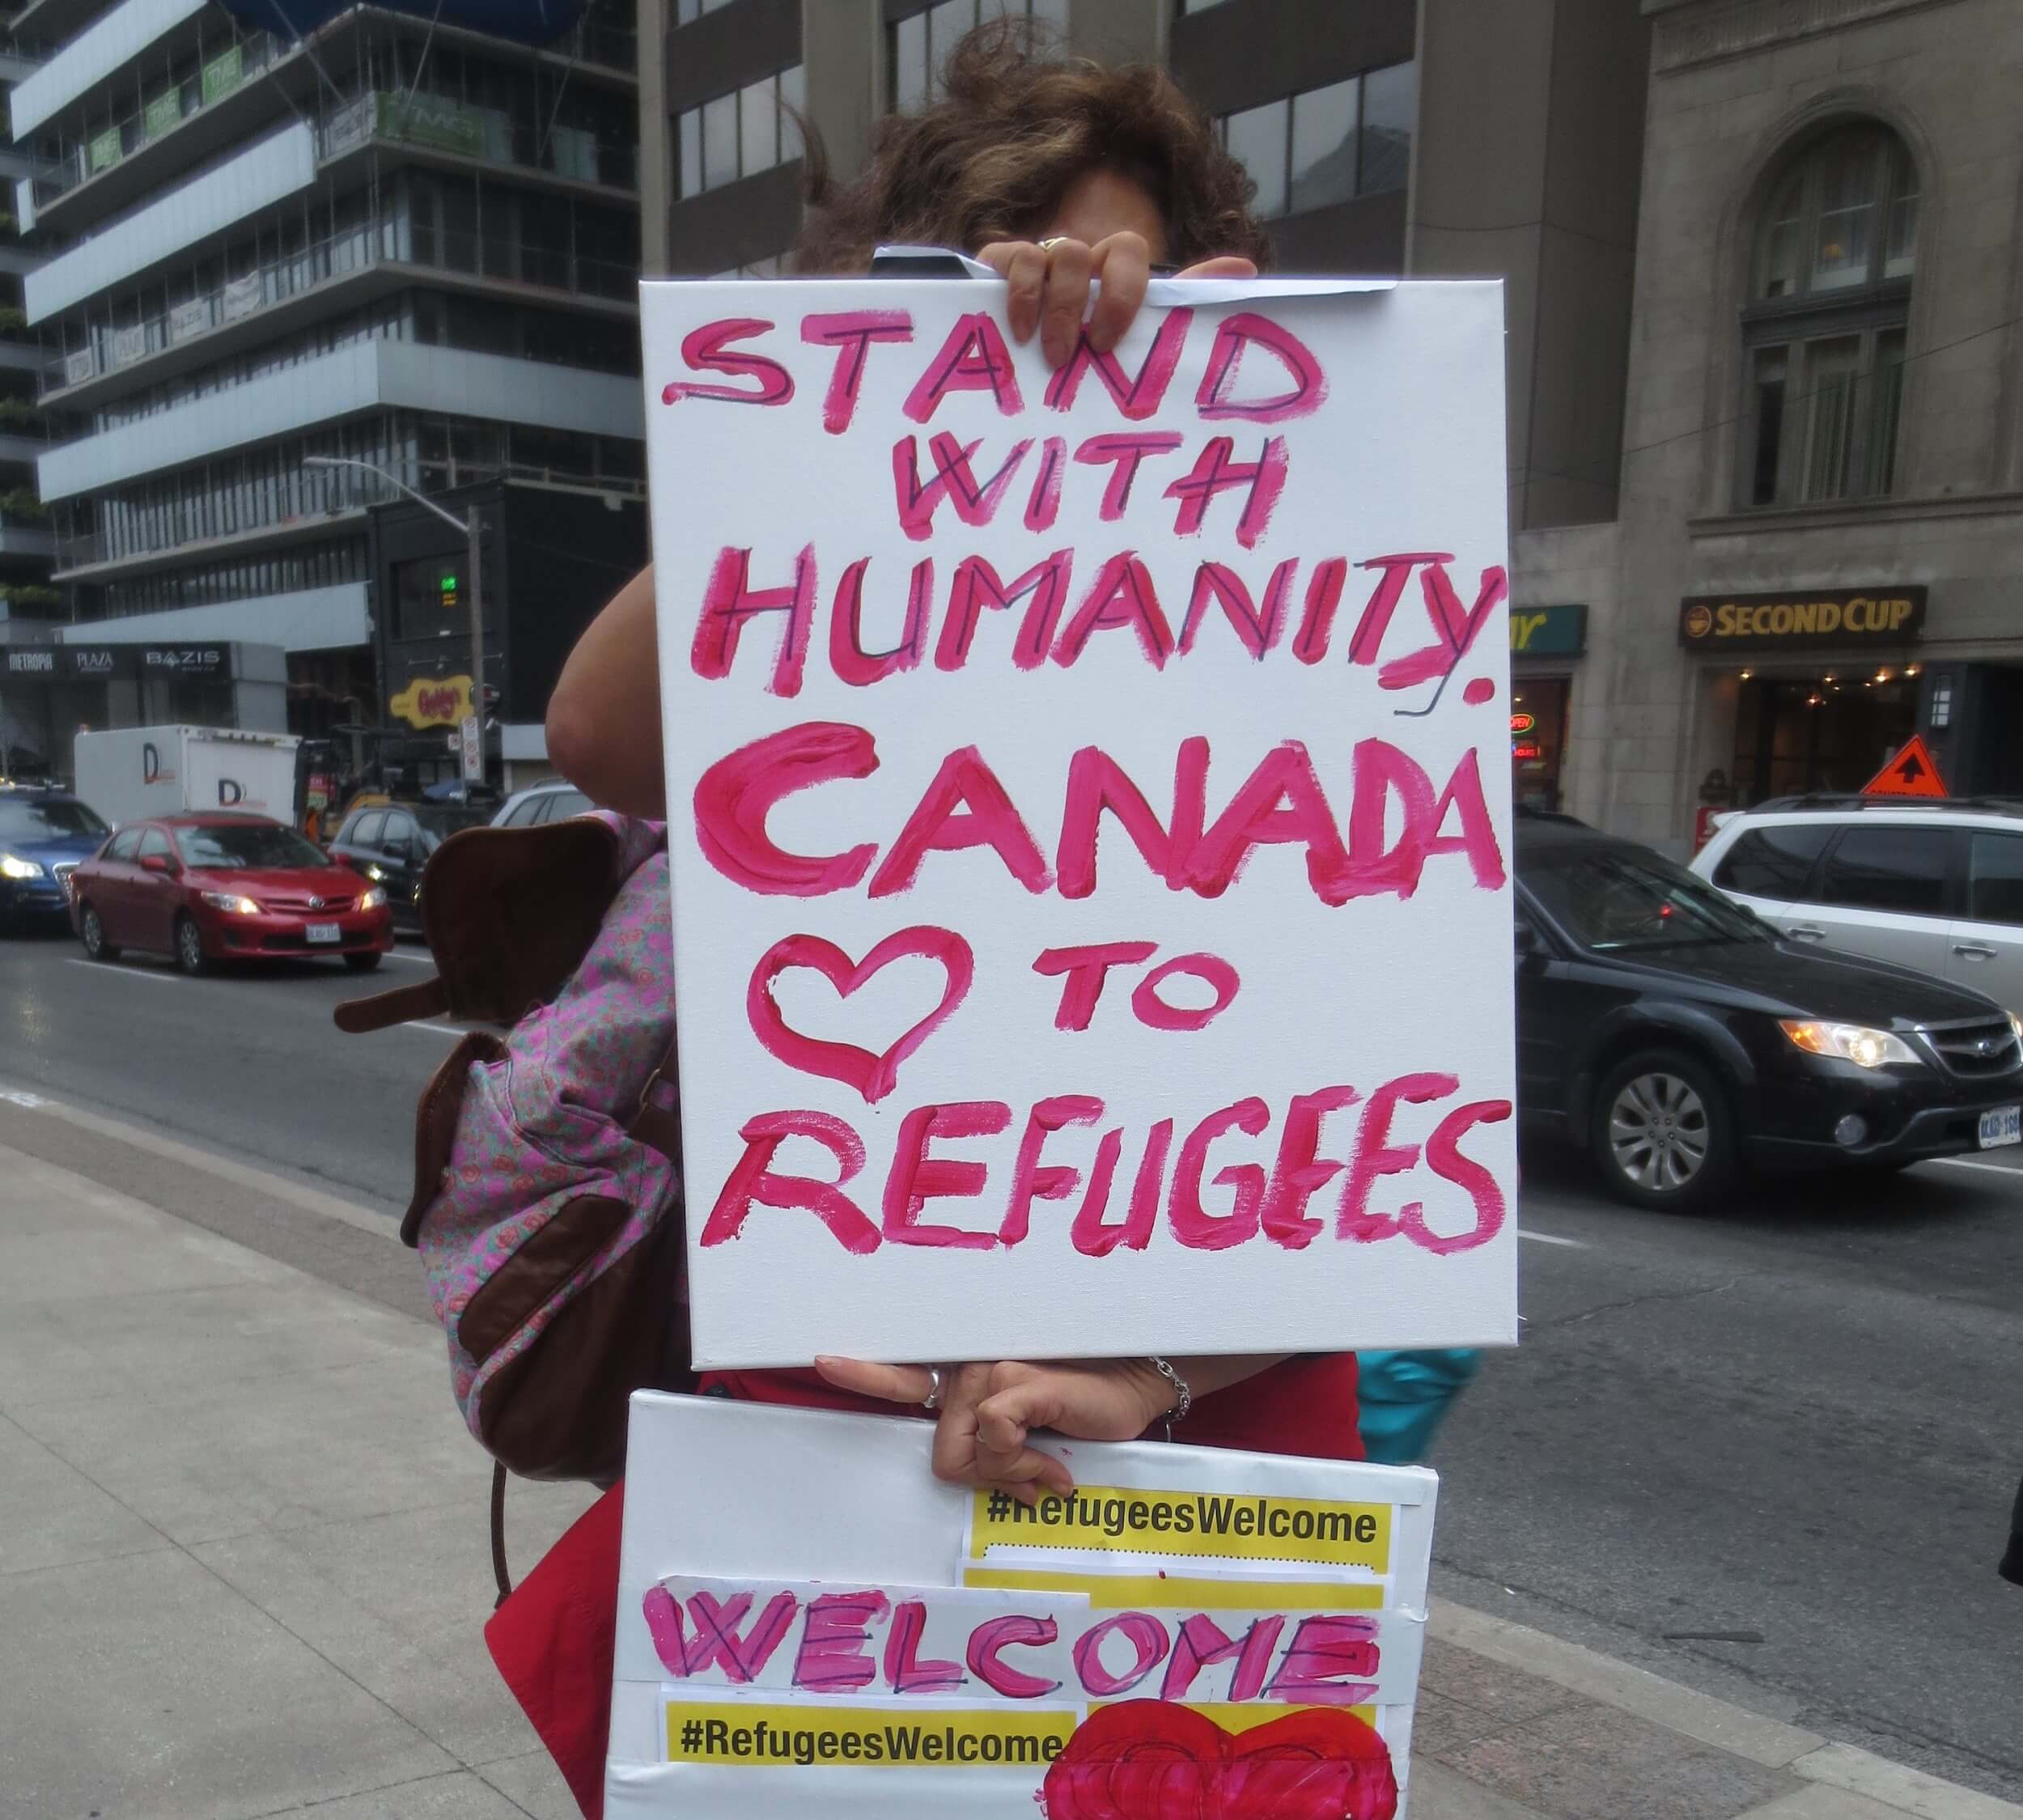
[794,19,1270,275]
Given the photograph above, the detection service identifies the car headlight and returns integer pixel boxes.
[362,863,385,881]
[0,853,45,880]
[2010,1013,2023,1049]
[359,885,387,910]
[200,890,261,916]
[1779,1019,1920,1068]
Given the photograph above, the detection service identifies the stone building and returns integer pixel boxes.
[1535,0,2023,848]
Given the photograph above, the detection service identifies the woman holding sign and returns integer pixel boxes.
[505,28,1370,1811]
[549,22,1356,1494]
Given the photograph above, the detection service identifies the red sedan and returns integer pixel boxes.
[69,812,394,974]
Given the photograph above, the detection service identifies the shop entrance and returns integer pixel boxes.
[1731,670,1917,804]
[1511,677,1571,810]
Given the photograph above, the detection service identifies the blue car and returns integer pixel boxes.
[0,786,111,931]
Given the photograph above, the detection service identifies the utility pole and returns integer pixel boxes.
[462,503,484,787]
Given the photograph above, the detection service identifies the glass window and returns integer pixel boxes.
[1749,346,1788,506]
[501,794,544,827]
[1358,60,1414,195]
[1289,78,1358,216]
[174,824,329,869]
[740,74,778,177]
[1817,826,1951,916]
[702,90,736,192]
[1225,98,1288,219]
[1712,824,1833,899]
[1811,135,1877,293]
[137,827,173,861]
[1524,845,1768,952]
[780,64,806,159]
[107,828,144,861]
[893,11,928,112]
[0,797,108,842]
[1966,832,2023,925]
[352,811,387,849]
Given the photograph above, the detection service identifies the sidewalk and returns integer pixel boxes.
[1,1100,2017,1820]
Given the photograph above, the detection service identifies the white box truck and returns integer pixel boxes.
[74,727,301,829]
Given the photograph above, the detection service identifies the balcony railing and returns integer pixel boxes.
[51,459,643,575]
[36,46,638,215]
[31,34,287,211]
[318,89,636,191]
[44,218,639,399]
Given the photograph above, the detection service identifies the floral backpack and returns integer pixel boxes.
[336,812,694,1588]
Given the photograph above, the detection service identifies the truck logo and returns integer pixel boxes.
[141,743,179,785]
[218,778,243,804]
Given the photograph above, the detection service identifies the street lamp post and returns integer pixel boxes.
[303,455,486,787]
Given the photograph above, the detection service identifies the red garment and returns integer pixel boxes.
[485,1355,1362,1819]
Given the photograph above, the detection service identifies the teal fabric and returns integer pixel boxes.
[1355,1349,1481,1465]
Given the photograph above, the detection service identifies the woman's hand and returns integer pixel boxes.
[974,236,1259,367]
[814,1355,1177,1503]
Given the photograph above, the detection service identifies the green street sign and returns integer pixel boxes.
[1510,604,1588,657]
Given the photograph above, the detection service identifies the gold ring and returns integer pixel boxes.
[1037,236,1071,253]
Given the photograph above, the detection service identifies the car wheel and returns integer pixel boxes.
[1590,1048,1734,1211]
[174,913,209,976]
[344,951,383,973]
[80,903,119,961]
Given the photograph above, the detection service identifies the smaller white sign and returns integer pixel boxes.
[168,299,210,343]
[459,712,482,782]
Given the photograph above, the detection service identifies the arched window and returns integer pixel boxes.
[1742,125,1918,507]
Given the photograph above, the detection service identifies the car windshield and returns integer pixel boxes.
[412,805,490,848]
[0,797,108,842]
[174,824,330,870]
[1524,842,1770,951]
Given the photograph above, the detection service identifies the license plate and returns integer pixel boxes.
[305,922,341,944]
[1978,1105,2021,1148]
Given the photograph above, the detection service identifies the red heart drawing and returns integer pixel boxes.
[1042,1700,1399,1820]
[745,927,974,1104]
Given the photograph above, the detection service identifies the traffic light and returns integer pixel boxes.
[438,570,460,611]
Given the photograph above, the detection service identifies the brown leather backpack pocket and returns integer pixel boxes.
[459,1194,631,1363]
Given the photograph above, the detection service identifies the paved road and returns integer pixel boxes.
[2,924,2019,1799]
[0,924,446,1214]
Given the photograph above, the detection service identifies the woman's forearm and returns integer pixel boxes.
[548,563,667,817]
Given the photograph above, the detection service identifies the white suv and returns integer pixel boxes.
[1692,798,2023,1016]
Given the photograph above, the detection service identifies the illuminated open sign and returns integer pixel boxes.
[1509,712,1536,734]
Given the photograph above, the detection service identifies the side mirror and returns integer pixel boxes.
[140,852,177,875]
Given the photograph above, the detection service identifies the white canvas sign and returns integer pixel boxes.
[606,1393,1437,1818]
[643,278,1516,1368]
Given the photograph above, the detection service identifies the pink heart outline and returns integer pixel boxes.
[746,927,975,1104]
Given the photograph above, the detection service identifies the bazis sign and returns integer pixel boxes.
[1679,587,1925,651]
[390,673,474,729]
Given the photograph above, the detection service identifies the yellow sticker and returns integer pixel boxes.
[664,1701,1077,1770]
[961,1567,1385,1610]
[969,1485,1392,1572]
[1181,1702,1379,1733]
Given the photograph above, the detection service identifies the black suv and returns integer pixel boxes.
[324,801,489,934]
[1516,813,2023,1209]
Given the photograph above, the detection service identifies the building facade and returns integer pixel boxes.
[6,0,647,781]
[1533,0,2023,849]
[0,22,58,728]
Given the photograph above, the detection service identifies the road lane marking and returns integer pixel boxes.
[375,950,436,966]
[1925,1156,2023,1178]
[399,1020,467,1037]
[65,959,180,984]
[1519,1229,1586,1248]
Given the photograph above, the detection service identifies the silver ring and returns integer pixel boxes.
[921,1366,944,1412]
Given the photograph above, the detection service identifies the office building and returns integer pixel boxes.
[634,0,1651,821]
[6,0,647,780]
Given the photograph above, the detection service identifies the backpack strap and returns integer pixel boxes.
[628,1039,682,1165]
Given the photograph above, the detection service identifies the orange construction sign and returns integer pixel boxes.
[1863,734,1947,798]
